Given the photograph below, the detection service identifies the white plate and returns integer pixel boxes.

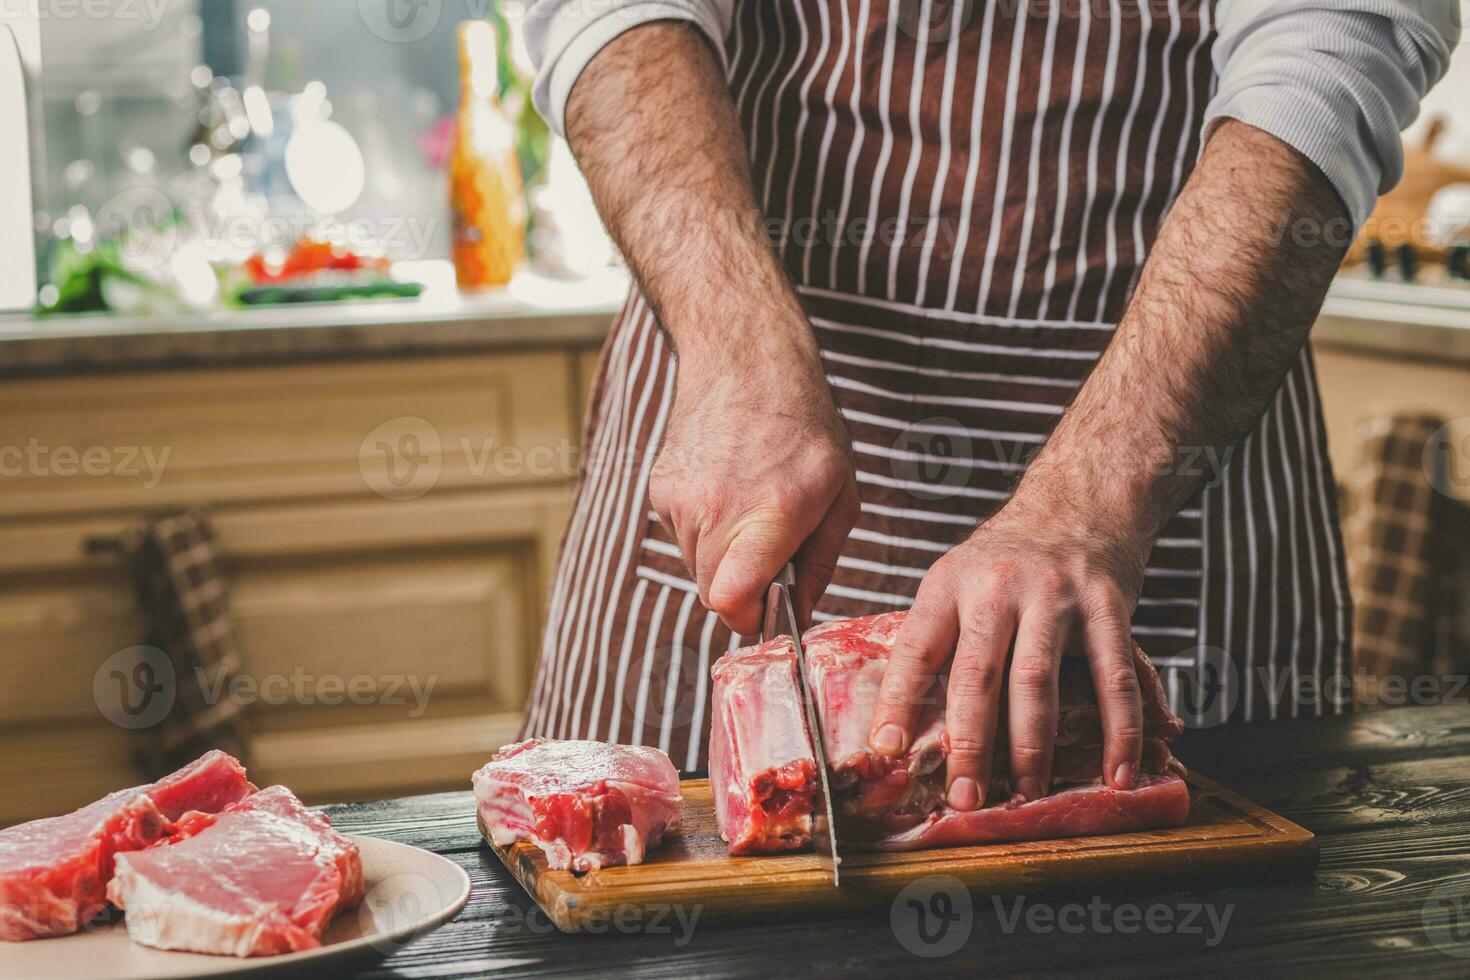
[0,835,472,980]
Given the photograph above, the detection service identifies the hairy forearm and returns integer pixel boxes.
[1014,120,1349,557]
[564,22,819,376]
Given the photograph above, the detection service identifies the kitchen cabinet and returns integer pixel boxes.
[0,344,600,824]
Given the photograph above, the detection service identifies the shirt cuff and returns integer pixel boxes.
[1203,84,1384,236]
[530,2,730,139]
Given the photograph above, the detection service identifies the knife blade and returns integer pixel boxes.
[761,562,842,886]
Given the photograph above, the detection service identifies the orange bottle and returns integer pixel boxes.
[450,20,525,288]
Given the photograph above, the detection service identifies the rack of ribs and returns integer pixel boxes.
[711,610,1190,853]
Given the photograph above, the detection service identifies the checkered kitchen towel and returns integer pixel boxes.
[1343,415,1470,706]
[93,508,252,776]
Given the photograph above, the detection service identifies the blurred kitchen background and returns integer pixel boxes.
[1,1,1469,825]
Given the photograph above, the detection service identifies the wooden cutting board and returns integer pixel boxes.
[480,770,1315,932]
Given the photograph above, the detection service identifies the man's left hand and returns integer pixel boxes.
[866,492,1151,812]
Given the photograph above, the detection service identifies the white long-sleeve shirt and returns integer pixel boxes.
[522,0,1461,233]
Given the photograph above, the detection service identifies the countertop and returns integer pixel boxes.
[0,268,628,376]
[1315,274,1470,364]
[1,269,1467,377]
[324,702,1470,979]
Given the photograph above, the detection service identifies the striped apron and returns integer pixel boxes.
[522,0,1353,772]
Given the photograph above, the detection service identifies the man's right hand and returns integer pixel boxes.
[649,344,859,636]
[559,22,860,634]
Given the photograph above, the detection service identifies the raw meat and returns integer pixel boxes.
[802,613,948,839]
[106,786,365,957]
[473,739,682,871]
[710,611,1191,853]
[709,638,819,854]
[0,750,255,942]
[865,774,1192,851]
[803,611,1186,839]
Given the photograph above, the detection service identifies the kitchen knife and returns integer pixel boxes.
[761,562,842,886]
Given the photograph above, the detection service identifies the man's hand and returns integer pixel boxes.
[869,119,1351,811]
[564,23,858,632]
[868,494,1150,811]
[649,351,858,635]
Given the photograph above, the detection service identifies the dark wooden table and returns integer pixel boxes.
[325,703,1470,978]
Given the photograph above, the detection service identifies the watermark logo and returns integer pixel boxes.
[0,439,171,487]
[896,0,975,42]
[889,417,976,502]
[1424,418,1470,500]
[1174,645,1241,729]
[1422,880,1470,959]
[993,895,1233,946]
[94,645,175,729]
[361,872,447,954]
[0,0,172,32]
[360,416,442,501]
[359,0,442,43]
[621,643,700,736]
[95,186,178,273]
[891,874,973,957]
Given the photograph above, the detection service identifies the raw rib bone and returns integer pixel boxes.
[473,739,682,871]
[709,610,1191,853]
[0,750,256,942]
[106,786,364,957]
[709,638,818,854]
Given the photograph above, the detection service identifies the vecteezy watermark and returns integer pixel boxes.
[992,895,1234,947]
[0,0,172,31]
[360,416,443,501]
[90,186,441,275]
[359,416,580,501]
[92,651,438,729]
[891,874,974,958]
[1422,880,1470,959]
[1172,645,1242,729]
[494,901,703,945]
[0,439,170,488]
[1424,418,1470,500]
[194,666,437,718]
[889,417,979,502]
[619,643,701,737]
[896,0,977,42]
[360,871,459,955]
[94,645,176,730]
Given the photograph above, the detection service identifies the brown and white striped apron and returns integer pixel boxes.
[522,0,1353,772]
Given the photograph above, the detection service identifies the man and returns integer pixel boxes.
[519,1,1459,811]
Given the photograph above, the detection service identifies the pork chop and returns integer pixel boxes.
[0,750,255,941]
[106,786,364,957]
[473,739,682,871]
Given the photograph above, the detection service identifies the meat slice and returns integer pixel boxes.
[473,739,682,871]
[709,638,818,854]
[864,774,1192,851]
[106,786,365,957]
[0,750,255,941]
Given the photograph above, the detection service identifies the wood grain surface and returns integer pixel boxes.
[478,774,1315,932]
[322,704,1470,979]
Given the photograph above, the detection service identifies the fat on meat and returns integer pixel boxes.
[709,638,819,854]
[106,786,364,957]
[473,739,682,871]
[711,611,1191,852]
[0,750,255,942]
